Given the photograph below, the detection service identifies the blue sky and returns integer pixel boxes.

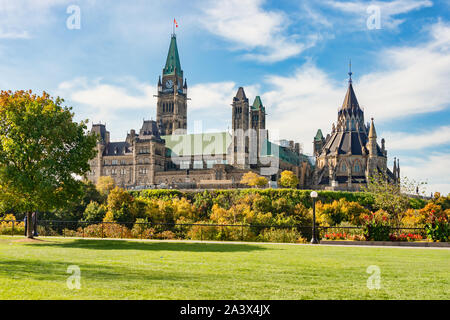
[0,0,449,194]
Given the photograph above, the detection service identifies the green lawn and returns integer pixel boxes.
[0,236,448,299]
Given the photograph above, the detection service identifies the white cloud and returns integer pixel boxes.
[57,77,262,140]
[262,62,343,153]
[326,0,433,29]
[0,0,70,38]
[357,22,450,120]
[384,126,450,150]
[260,21,450,155]
[400,153,450,196]
[56,77,157,140]
[200,0,316,62]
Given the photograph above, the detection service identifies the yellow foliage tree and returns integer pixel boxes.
[240,171,268,188]
[278,170,299,189]
[96,176,116,197]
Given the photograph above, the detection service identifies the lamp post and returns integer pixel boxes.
[310,191,319,244]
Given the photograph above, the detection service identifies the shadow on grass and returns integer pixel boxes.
[22,238,270,253]
[0,258,208,284]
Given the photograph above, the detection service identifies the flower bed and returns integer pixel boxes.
[389,233,424,242]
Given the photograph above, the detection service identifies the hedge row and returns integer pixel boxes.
[129,189,377,210]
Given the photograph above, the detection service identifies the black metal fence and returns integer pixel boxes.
[0,219,429,243]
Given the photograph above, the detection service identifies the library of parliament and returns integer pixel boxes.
[86,34,399,191]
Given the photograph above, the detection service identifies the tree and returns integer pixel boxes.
[0,90,98,238]
[240,171,268,188]
[96,176,116,198]
[82,201,107,222]
[278,170,299,189]
[106,186,135,223]
[362,172,426,223]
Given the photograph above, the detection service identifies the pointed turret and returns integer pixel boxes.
[158,76,162,92]
[313,129,325,156]
[234,87,247,101]
[368,118,377,139]
[393,157,397,181]
[251,96,265,112]
[342,83,360,110]
[314,129,324,141]
[163,35,182,77]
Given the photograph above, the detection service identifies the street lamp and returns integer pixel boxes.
[310,191,319,244]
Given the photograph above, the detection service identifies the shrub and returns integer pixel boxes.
[187,223,256,241]
[81,222,132,239]
[424,209,449,242]
[82,201,107,222]
[154,230,177,240]
[107,187,135,223]
[323,232,364,241]
[361,210,391,241]
[258,227,306,243]
[389,233,424,242]
[399,209,423,227]
[0,214,25,235]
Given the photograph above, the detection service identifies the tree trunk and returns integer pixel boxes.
[26,212,34,239]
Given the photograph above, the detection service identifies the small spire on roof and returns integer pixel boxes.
[369,118,377,139]
[235,87,247,100]
[348,59,352,84]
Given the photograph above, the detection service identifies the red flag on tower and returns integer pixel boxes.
[174,18,178,28]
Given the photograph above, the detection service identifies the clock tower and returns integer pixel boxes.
[156,34,188,135]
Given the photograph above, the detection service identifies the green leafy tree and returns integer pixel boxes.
[82,201,107,222]
[0,90,98,238]
[278,170,299,189]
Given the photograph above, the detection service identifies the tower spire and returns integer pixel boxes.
[163,33,182,77]
[348,59,352,84]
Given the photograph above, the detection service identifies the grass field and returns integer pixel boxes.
[0,236,449,299]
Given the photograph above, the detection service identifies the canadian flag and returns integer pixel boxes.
[174,18,178,28]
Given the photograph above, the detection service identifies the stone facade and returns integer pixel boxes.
[86,34,311,189]
[312,71,399,191]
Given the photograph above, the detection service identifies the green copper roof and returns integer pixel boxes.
[314,129,324,141]
[163,35,182,77]
[162,132,231,157]
[162,132,308,167]
[251,96,265,111]
[260,140,305,166]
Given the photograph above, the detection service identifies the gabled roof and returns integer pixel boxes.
[163,35,182,77]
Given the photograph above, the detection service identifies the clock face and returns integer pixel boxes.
[165,80,173,89]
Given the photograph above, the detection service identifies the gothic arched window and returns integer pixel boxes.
[354,162,360,173]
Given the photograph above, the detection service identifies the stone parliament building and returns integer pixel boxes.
[86,34,398,191]
[87,34,312,189]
